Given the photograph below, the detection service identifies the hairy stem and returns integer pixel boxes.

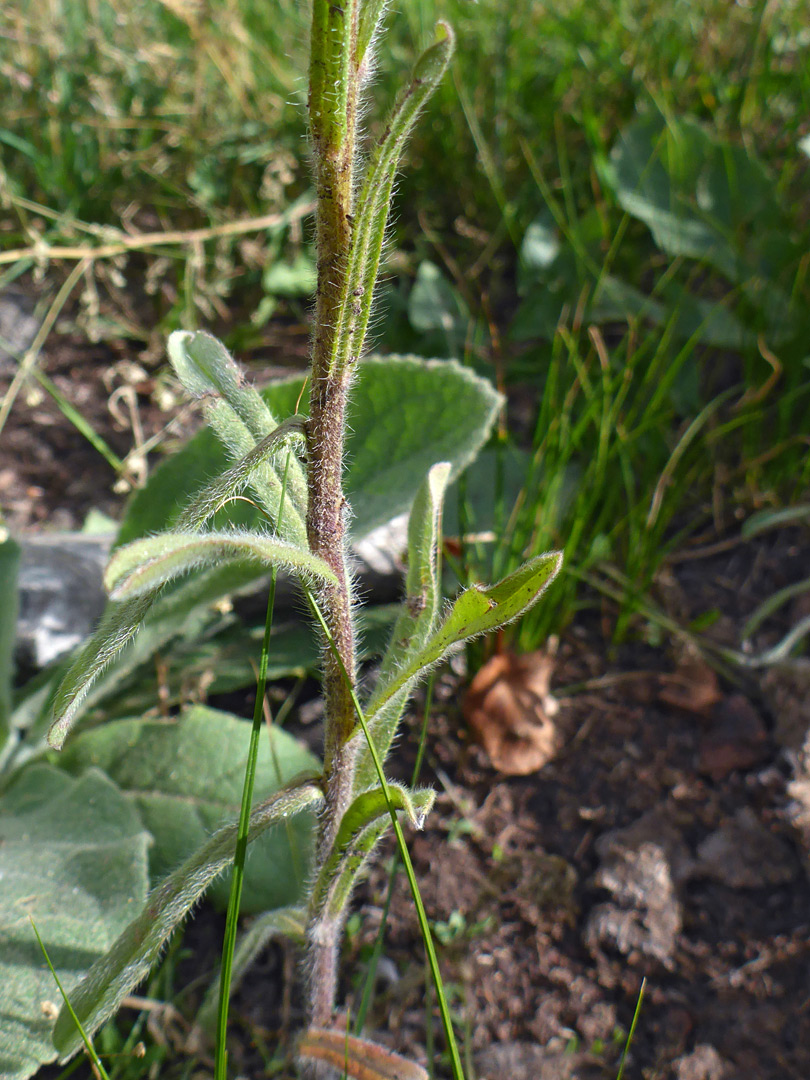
[305,0,361,1031]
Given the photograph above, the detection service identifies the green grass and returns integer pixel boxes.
[3,0,809,646]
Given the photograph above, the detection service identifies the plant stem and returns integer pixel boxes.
[305,0,362,1030]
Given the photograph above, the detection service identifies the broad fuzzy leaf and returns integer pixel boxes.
[105,529,335,601]
[0,765,150,1080]
[358,553,563,740]
[59,706,320,912]
[52,775,323,1059]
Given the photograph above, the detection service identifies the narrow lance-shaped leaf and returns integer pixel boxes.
[359,552,563,735]
[52,777,323,1059]
[311,782,435,919]
[197,906,306,1033]
[353,462,449,793]
[356,0,389,73]
[105,530,337,601]
[48,594,154,750]
[176,414,307,533]
[48,418,310,750]
[298,1028,428,1080]
[48,415,314,753]
[167,331,308,537]
[331,23,455,376]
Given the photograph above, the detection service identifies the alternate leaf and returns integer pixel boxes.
[0,765,150,1080]
[353,462,449,793]
[311,782,435,919]
[47,415,311,751]
[105,529,336,601]
[360,552,563,735]
[47,594,154,750]
[58,705,320,913]
[119,354,503,545]
[332,25,455,375]
[52,775,323,1059]
[167,329,277,441]
[175,415,307,536]
[167,331,308,540]
[298,1028,428,1080]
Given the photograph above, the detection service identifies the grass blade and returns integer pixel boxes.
[29,918,111,1080]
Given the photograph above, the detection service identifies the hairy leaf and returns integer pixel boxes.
[332,24,455,375]
[176,414,307,535]
[311,782,434,919]
[119,354,502,545]
[52,776,323,1059]
[298,1028,428,1080]
[359,552,563,737]
[47,594,154,750]
[167,331,308,538]
[59,706,320,912]
[353,462,449,792]
[105,529,336,601]
[0,765,150,1080]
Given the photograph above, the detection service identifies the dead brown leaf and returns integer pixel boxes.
[463,649,560,775]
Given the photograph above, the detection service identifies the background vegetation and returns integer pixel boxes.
[2,0,808,646]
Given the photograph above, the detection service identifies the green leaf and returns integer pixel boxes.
[360,553,563,735]
[119,354,502,544]
[166,331,308,540]
[58,705,321,913]
[0,535,21,753]
[354,462,449,793]
[0,764,150,1080]
[196,905,306,1032]
[175,414,307,535]
[408,261,469,336]
[330,24,455,375]
[47,594,155,751]
[311,783,435,920]
[38,562,272,754]
[105,529,336,601]
[51,773,323,1059]
[601,112,780,282]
